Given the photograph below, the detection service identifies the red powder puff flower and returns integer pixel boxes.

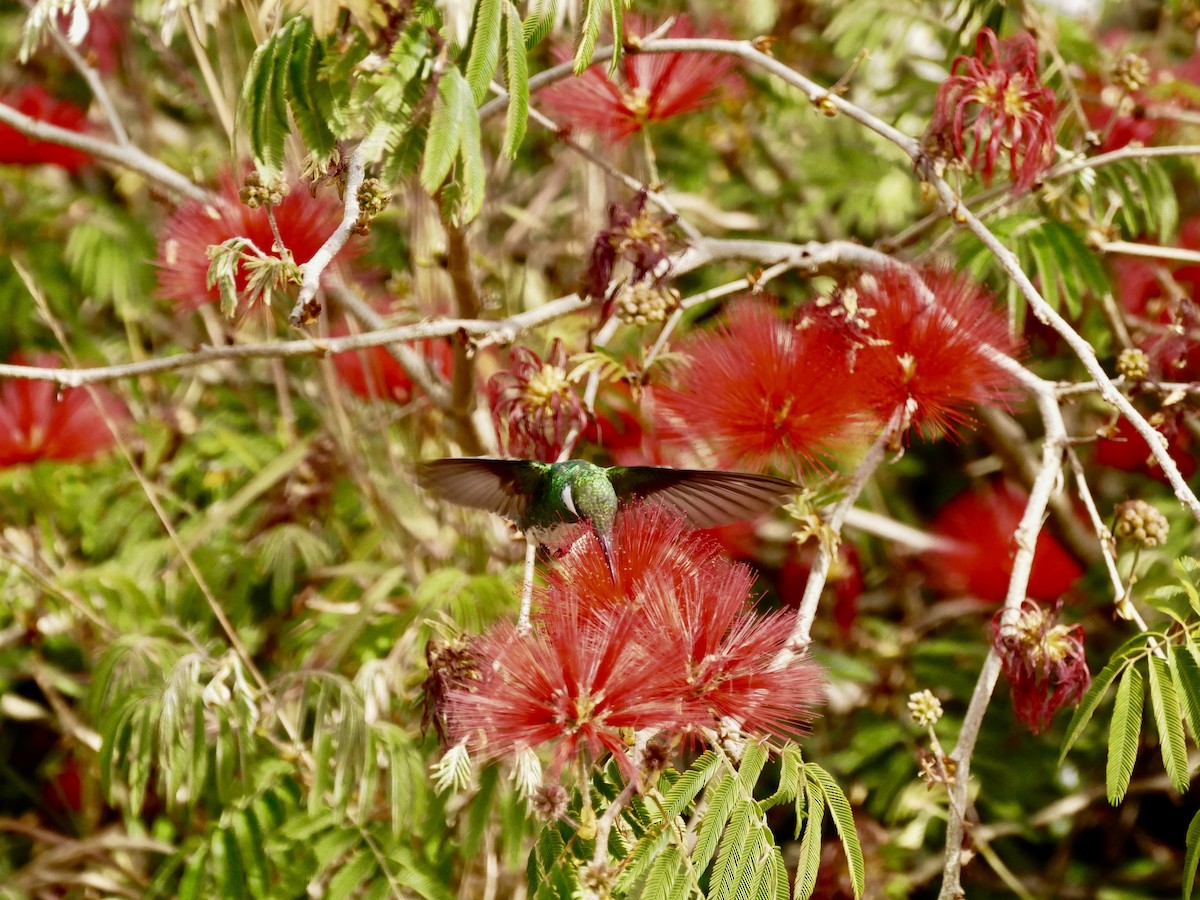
[548,503,825,744]
[832,266,1021,440]
[330,320,453,406]
[0,352,127,467]
[444,607,683,779]
[543,501,730,617]
[923,480,1083,603]
[0,86,91,172]
[1095,415,1197,482]
[486,339,586,461]
[926,28,1058,192]
[540,15,739,140]
[992,600,1090,734]
[156,173,348,312]
[656,298,865,477]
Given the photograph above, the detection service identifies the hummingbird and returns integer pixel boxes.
[415,457,798,585]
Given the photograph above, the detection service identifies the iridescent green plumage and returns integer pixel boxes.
[415,458,797,577]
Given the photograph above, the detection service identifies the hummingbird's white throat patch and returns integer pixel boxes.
[561,484,579,518]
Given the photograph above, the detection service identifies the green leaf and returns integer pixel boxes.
[465,0,503,105]
[327,848,377,900]
[503,2,529,158]
[1148,654,1190,793]
[738,740,769,793]
[607,0,624,76]
[212,826,246,900]
[692,773,737,874]
[710,799,755,900]
[1060,632,1146,764]
[662,750,722,819]
[1185,807,1200,900]
[231,807,268,899]
[808,764,864,898]
[523,0,559,49]
[794,783,825,899]
[1107,664,1144,805]
[762,743,803,809]
[641,845,685,900]
[1173,643,1200,745]
[421,67,472,193]
[456,101,486,224]
[574,0,606,74]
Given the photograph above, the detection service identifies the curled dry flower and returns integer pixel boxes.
[823,266,1021,441]
[585,189,680,302]
[486,339,586,461]
[0,352,127,466]
[926,28,1058,192]
[540,15,740,141]
[656,298,865,477]
[991,600,1091,734]
[0,86,91,172]
[156,172,350,312]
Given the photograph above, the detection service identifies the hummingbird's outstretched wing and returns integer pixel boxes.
[414,458,548,523]
[607,467,797,528]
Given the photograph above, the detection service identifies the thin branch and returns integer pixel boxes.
[444,217,490,454]
[22,0,129,145]
[937,380,1068,900]
[325,275,452,408]
[1101,240,1200,264]
[0,101,212,203]
[290,145,366,327]
[786,415,897,654]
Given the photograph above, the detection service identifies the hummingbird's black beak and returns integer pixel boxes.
[597,530,617,584]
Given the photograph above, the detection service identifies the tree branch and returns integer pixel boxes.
[0,100,212,203]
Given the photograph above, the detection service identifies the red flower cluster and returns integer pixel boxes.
[655,300,864,476]
[540,15,739,140]
[828,266,1021,440]
[444,504,824,779]
[486,340,585,461]
[659,269,1019,475]
[922,480,1083,603]
[0,86,91,172]
[992,600,1090,734]
[0,353,127,467]
[926,28,1058,192]
[156,173,347,311]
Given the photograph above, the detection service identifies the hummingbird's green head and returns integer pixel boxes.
[558,461,618,535]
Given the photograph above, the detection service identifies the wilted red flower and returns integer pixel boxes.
[445,607,683,779]
[486,339,585,461]
[923,480,1083,603]
[540,15,739,140]
[829,266,1021,440]
[156,173,347,311]
[992,600,1090,734]
[656,299,865,477]
[585,189,679,302]
[0,353,127,467]
[330,325,453,405]
[926,28,1058,192]
[0,86,91,172]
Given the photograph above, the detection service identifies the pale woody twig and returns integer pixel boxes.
[290,145,367,327]
[0,100,212,203]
